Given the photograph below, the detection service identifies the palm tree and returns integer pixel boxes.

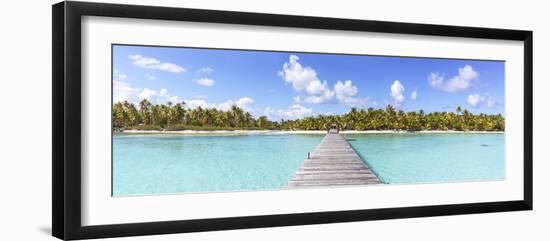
[112,102,128,128]
[139,99,152,125]
[257,116,268,128]
[112,99,505,132]
[122,101,140,126]
[169,103,185,126]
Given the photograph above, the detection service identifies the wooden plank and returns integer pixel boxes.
[287,132,382,188]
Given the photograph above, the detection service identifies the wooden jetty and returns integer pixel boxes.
[287,129,381,187]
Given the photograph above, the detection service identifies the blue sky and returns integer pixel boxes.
[113,45,504,120]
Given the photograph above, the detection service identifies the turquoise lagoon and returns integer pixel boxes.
[345,133,504,184]
[113,133,323,196]
[113,133,504,196]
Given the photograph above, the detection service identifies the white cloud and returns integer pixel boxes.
[428,72,444,88]
[142,88,181,104]
[184,97,254,111]
[128,54,186,73]
[196,77,215,87]
[429,65,479,92]
[112,71,252,111]
[303,90,335,104]
[304,80,328,96]
[285,104,313,119]
[156,89,181,104]
[390,80,405,106]
[145,74,156,80]
[278,55,374,106]
[222,97,254,111]
[113,79,139,103]
[467,94,485,108]
[263,104,313,120]
[333,80,370,107]
[411,91,417,100]
[184,99,214,109]
[113,82,182,105]
[216,102,235,111]
[278,55,334,104]
[466,94,498,108]
[112,71,182,104]
[138,88,157,100]
[197,67,213,74]
[113,70,139,103]
[236,97,254,106]
[334,80,358,100]
[278,55,316,91]
[195,67,215,87]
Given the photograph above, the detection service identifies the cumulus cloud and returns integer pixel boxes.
[429,65,479,92]
[411,91,417,100]
[428,73,444,88]
[112,70,255,112]
[114,84,181,104]
[194,67,215,86]
[333,80,370,107]
[278,55,316,91]
[138,88,181,104]
[184,97,254,111]
[196,77,215,87]
[390,80,405,106]
[224,97,254,110]
[128,54,186,73]
[157,89,181,103]
[467,94,499,108]
[303,91,335,104]
[467,94,485,108]
[277,55,374,106]
[236,97,254,106]
[138,88,157,100]
[334,80,358,101]
[183,99,215,109]
[112,70,182,104]
[113,70,138,103]
[278,55,334,104]
[263,104,313,120]
[113,79,139,103]
[197,67,214,74]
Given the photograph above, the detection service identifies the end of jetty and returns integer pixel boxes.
[287,129,381,187]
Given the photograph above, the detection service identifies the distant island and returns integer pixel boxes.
[113,99,505,132]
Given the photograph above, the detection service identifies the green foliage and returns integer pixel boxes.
[280,105,504,132]
[113,100,505,132]
[113,99,279,131]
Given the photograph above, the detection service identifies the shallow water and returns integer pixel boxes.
[113,133,323,196]
[113,133,504,196]
[345,133,505,184]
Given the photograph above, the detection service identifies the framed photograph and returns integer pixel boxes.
[52,1,533,240]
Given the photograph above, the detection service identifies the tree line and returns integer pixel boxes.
[113,99,279,131]
[113,99,505,131]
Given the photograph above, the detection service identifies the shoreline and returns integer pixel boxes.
[119,129,504,135]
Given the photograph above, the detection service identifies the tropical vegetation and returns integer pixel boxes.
[113,99,505,132]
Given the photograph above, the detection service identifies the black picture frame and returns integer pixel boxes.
[52,1,533,240]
